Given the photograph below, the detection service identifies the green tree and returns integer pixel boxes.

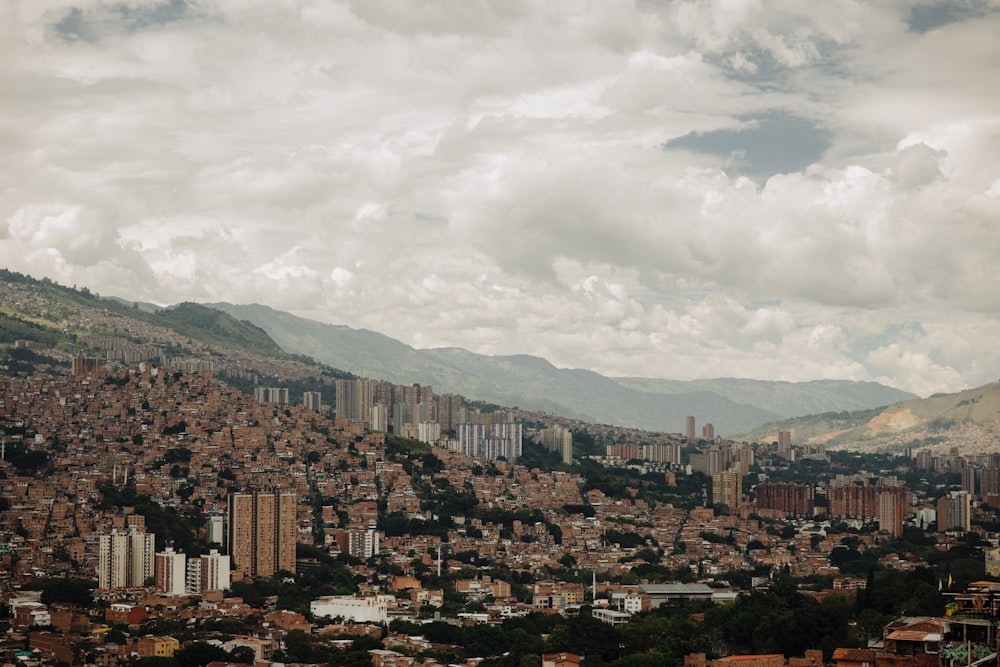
[38,578,94,606]
[175,642,230,667]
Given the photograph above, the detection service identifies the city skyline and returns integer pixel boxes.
[3,2,1000,397]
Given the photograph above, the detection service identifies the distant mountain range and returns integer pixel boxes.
[0,268,924,437]
[744,381,1000,453]
[206,302,916,436]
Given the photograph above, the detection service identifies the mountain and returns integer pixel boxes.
[743,381,1000,453]
[158,302,284,357]
[0,270,295,366]
[0,268,921,437]
[206,302,916,435]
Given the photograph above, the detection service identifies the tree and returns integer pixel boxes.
[175,642,230,667]
[39,578,94,606]
[228,647,255,664]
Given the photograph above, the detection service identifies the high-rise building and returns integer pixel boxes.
[712,470,743,509]
[938,491,971,532]
[690,448,725,476]
[878,491,905,537]
[915,449,935,470]
[755,482,814,517]
[72,354,104,377]
[334,379,374,422]
[456,422,522,462]
[228,491,297,578]
[185,558,202,596]
[190,548,231,593]
[349,520,380,560]
[154,546,187,596]
[731,446,754,475]
[777,431,792,459]
[417,422,441,445]
[436,394,464,432]
[827,481,910,524]
[369,404,389,433]
[206,514,225,547]
[702,423,715,441]
[98,528,155,590]
[302,391,322,412]
[686,416,696,441]
[539,426,573,465]
[254,387,289,405]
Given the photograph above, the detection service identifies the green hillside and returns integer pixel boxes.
[158,302,284,356]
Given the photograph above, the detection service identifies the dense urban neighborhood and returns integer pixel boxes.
[3,273,1000,667]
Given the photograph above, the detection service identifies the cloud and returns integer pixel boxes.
[1,1,999,397]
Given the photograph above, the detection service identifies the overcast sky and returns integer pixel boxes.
[3,0,1000,397]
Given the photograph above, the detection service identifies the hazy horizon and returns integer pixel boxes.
[3,1,1000,397]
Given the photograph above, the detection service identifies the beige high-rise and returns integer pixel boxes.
[228,490,296,578]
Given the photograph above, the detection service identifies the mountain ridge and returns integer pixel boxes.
[0,268,924,438]
[205,302,916,435]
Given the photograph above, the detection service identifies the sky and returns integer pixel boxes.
[3,0,1000,398]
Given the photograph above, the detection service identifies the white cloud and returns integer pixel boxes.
[2,1,999,396]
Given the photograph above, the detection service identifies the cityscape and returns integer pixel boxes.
[3,3,1000,667]
[2,273,1000,667]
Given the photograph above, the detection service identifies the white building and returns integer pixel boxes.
[200,549,231,592]
[417,422,441,445]
[310,595,393,623]
[155,546,187,596]
[915,507,937,530]
[455,422,522,462]
[98,529,155,590]
[591,608,631,626]
[369,404,389,433]
[206,514,225,547]
[254,386,289,405]
[185,558,202,596]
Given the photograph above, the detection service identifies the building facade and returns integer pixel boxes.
[456,422,523,462]
[228,490,297,578]
[98,529,155,590]
[154,546,186,596]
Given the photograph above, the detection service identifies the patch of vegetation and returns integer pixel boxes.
[158,302,284,356]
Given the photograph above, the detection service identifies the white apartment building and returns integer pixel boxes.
[310,595,393,624]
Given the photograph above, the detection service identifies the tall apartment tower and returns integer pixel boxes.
[690,448,725,476]
[541,426,573,465]
[456,422,523,462]
[712,470,743,509]
[777,431,793,459]
[302,391,322,412]
[436,394,464,432]
[938,491,971,532]
[686,416,696,441]
[228,490,297,578]
[98,528,155,590]
[254,387,289,405]
[702,423,715,441]
[154,546,187,596]
[369,404,389,433]
[755,482,814,517]
[334,379,374,422]
[878,491,905,537]
[206,514,225,547]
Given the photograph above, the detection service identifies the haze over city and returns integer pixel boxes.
[3,1,1000,397]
